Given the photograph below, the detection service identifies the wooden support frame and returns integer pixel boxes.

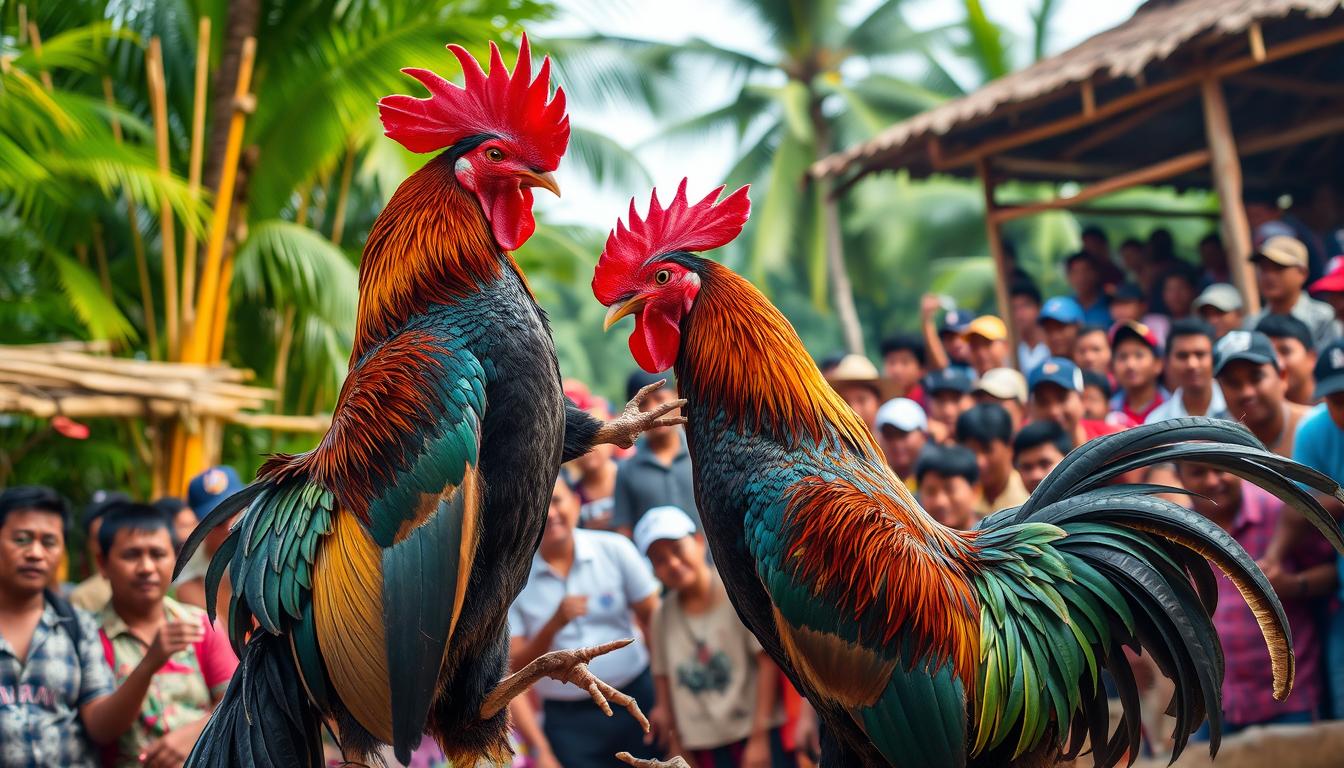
[976,159,1019,369]
[1199,77,1258,315]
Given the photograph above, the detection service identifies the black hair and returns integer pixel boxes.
[96,501,178,556]
[817,352,847,375]
[152,496,192,521]
[878,334,926,367]
[1065,251,1094,270]
[954,402,1014,445]
[1199,232,1222,248]
[1160,265,1198,289]
[1009,279,1042,306]
[1119,237,1145,251]
[915,445,980,485]
[1013,420,1073,462]
[1077,323,1109,340]
[0,486,71,531]
[84,490,130,533]
[625,368,671,402]
[1081,370,1113,399]
[1256,313,1314,351]
[1166,318,1216,356]
[1081,225,1108,243]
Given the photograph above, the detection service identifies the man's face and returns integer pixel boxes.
[919,473,978,530]
[1326,392,1344,431]
[99,527,174,609]
[86,516,103,567]
[1081,386,1110,421]
[646,535,706,593]
[1256,260,1305,303]
[882,350,923,392]
[1112,340,1161,393]
[640,386,681,440]
[964,438,1012,492]
[1029,384,1082,433]
[0,510,64,598]
[1081,233,1107,258]
[1073,331,1111,374]
[1179,464,1241,518]
[836,383,881,430]
[941,332,970,364]
[967,335,1006,375]
[1067,259,1100,297]
[1042,320,1078,358]
[1015,442,1065,494]
[1199,306,1243,339]
[1109,299,1145,324]
[929,391,972,428]
[1269,336,1315,401]
[1010,296,1039,331]
[879,425,927,477]
[543,478,580,548]
[1167,334,1213,393]
[1199,239,1227,273]
[171,507,196,552]
[1163,277,1195,318]
[1217,360,1285,426]
[1120,243,1147,274]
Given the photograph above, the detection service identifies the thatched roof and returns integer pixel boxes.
[813,0,1344,189]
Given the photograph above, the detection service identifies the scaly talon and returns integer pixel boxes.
[595,379,687,448]
[616,752,692,768]
[480,638,648,726]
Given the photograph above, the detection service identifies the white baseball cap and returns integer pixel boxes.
[633,505,698,556]
[875,398,927,433]
[974,368,1028,404]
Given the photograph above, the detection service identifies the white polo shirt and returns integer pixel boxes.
[508,528,660,701]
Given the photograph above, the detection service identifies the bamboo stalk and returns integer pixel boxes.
[330,143,356,245]
[17,5,26,45]
[103,78,159,356]
[147,38,180,359]
[182,17,211,332]
[75,242,88,267]
[27,22,51,91]
[294,182,312,226]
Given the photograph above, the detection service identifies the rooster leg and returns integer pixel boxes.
[593,379,688,449]
[616,752,692,768]
[479,638,649,732]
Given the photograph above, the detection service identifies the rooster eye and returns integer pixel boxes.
[654,269,672,285]
[485,147,504,162]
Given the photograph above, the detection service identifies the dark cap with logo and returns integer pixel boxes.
[187,466,244,519]
[1213,330,1279,376]
[1314,340,1344,399]
[924,367,974,395]
[1027,357,1084,394]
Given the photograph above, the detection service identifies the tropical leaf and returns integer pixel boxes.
[566,126,652,191]
[231,220,359,331]
[47,251,139,343]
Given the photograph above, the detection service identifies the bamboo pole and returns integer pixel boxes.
[182,17,211,334]
[1200,77,1259,315]
[976,159,1018,369]
[103,78,159,355]
[146,38,180,359]
[329,143,356,245]
[27,22,51,91]
[294,182,312,226]
[17,5,26,45]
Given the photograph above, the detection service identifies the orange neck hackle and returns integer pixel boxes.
[678,261,880,456]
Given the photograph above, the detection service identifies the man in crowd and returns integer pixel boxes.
[1159,267,1198,322]
[510,478,661,766]
[915,445,980,530]
[68,490,129,611]
[972,368,1027,429]
[613,370,698,535]
[0,487,208,767]
[1198,232,1231,285]
[1193,283,1245,340]
[1145,319,1226,422]
[1109,282,1169,346]
[1010,280,1050,373]
[875,398,928,491]
[1080,371,1115,423]
[1214,330,1310,456]
[1246,235,1341,348]
[1072,325,1112,377]
[1178,462,1335,738]
[1065,252,1112,326]
[1256,313,1318,406]
[823,354,885,434]
[95,502,237,767]
[919,297,976,376]
[1109,321,1168,426]
[636,507,787,768]
[923,367,974,445]
[961,315,1009,376]
[878,334,927,407]
[1012,421,1071,494]
[1309,259,1344,324]
[1040,296,1084,358]
[955,403,1029,516]
[1028,357,1120,448]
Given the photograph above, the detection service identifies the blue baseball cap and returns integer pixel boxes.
[187,466,244,518]
[924,367,974,395]
[938,309,974,334]
[1040,296,1084,325]
[1027,357,1085,394]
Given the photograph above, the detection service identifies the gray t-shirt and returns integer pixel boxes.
[1246,293,1342,349]
[612,435,699,531]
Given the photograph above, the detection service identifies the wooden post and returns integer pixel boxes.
[181,17,211,336]
[976,159,1019,369]
[1199,77,1260,315]
[147,38,180,358]
[104,78,159,355]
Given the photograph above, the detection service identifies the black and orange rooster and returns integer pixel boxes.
[595,181,1344,768]
[179,38,679,768]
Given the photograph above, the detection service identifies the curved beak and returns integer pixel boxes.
[603,295,646,331]
[519,170,561,198]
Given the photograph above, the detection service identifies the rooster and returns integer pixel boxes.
[178,38,680,768]
[594,181,1344,768]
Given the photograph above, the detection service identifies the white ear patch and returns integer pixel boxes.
[454,157,475,187]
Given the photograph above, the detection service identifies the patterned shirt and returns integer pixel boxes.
[0,601,114,768]
[1213,482,1333,726]
[97,596,237,768]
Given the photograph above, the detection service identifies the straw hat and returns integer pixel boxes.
[824,354,894,399]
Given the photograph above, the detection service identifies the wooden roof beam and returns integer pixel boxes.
[1231,70,1344,99]
[1058,91,1192,160]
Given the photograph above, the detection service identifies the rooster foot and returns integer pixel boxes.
[594,379,687,449]
[479,638,649,731]
[616,753,692,768]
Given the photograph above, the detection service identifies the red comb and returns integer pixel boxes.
[378,33,568,168]
[593,179,750,300]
